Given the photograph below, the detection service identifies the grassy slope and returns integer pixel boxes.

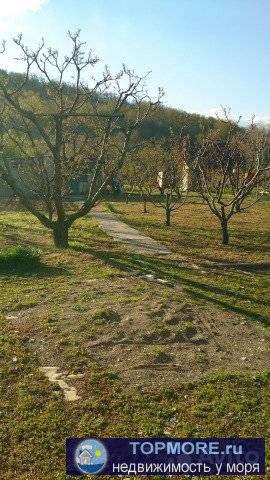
[0,209,269,480]
[106,200,270,327]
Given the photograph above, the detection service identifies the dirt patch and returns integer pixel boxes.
[85,302,268,392]
[8,275,269,394]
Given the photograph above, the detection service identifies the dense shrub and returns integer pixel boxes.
[0,246,42,271]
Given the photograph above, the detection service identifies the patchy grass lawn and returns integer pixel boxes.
[0,208,269,479]
[107,198,269,264]
[105,200,270,326]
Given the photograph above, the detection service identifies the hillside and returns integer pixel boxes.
[0,68,221,142]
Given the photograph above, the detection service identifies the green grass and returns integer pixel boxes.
[194,351,209,364]
[148,346,172,363]
[0,207,269,479]
[1,319,268,479]
[105,200,270,326]
[177,321,197,337]
[0,245,42,272]
[106,199,270,263]
[92,308,121,324]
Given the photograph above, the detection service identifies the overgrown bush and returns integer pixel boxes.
[0,246,42,271]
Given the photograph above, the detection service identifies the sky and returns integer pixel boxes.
[0,0,269,124]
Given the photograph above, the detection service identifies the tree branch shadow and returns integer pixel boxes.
[71,243,270,327]
[0,264,67,278]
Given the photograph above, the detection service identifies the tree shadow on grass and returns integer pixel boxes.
[187,289,269,326]
[111,209,269,263]
[71,243,270,328]
[199,257,270,273]
[189,248,270,267]
[0,264,67,278]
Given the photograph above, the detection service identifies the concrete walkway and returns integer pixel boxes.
[91,210,171,255]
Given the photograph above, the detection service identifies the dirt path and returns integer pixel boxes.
[91,210,171,255]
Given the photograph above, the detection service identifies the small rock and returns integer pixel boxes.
[40,366,80,402]
[12,356,18,363]
[144,274,155,280]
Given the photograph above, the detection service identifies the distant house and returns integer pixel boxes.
[78,449,93,466]
[157,161,189,193]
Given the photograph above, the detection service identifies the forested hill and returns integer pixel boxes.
[0,69,221,143]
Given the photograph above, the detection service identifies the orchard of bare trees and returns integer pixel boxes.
[0,32,269,247]
[123,115,269,242]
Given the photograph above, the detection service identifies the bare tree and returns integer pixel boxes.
[0,31,161,247]
[124,142,164,213]
[155,134,189,226]
[192,112,269,244]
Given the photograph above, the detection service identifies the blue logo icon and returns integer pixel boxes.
[75,439,108,474]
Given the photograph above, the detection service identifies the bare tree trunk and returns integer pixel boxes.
[165,208,171,226]
[221,218,229,245]
[165,193,171,226]
[53,221,69,248]
[165,207,172,227]
[143,195,148,213]
[165,198,171,225]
